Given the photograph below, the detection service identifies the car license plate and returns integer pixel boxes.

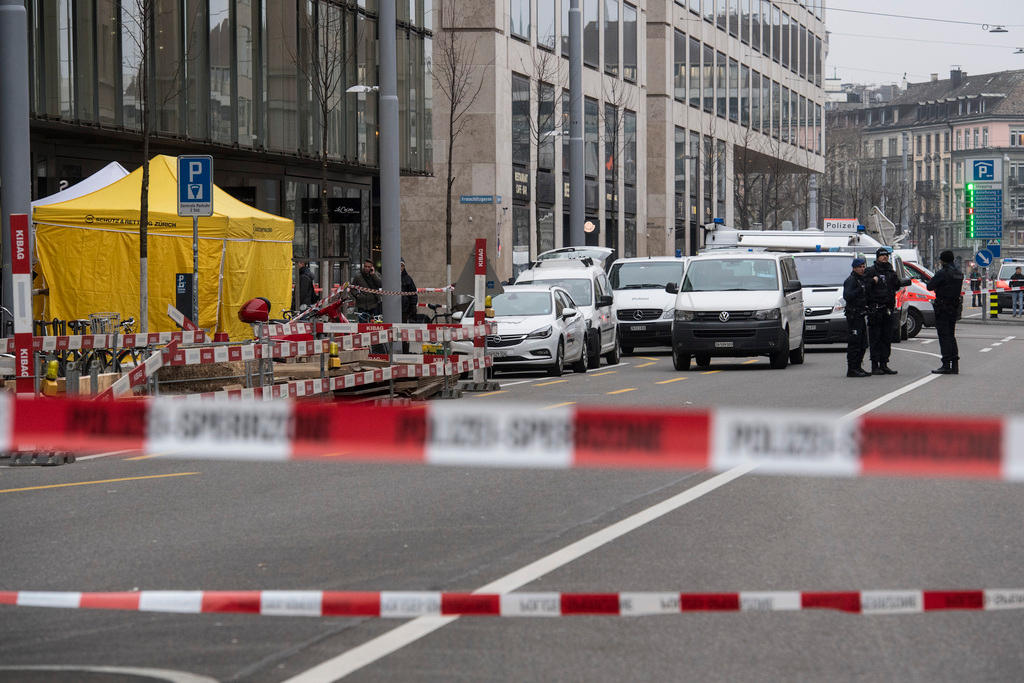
[490,349,510,358]
[806,324,820,331]
[630,325,647,332]
[714,341,733,348]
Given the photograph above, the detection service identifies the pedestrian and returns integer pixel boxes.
[843,256,870,377]
[351,258,382,318]
[864,247,902,375]
[400,259,419,323]
[1010,266,1024,317]
[928,250,964,374]
[969,266,982,307]
[296,260,319,309]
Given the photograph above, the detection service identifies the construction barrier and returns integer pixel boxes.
[2,589,1021,617]
[1,331,206,353]
[2,398,1021,482]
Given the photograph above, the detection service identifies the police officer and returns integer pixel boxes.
[928,250,964,374]
[843,257,870,377]
[864,247,903,375]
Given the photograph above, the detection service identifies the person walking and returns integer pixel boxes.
[969,266,983,308]
[296,260,319,309]
[843,257,870,377]
[928,250,964,374]
[1009,266,1024,317]
[864,247,902,375]
[351,259,383,318]
[400,259,419,323]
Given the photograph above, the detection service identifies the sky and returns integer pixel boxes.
[824,0,1024,86]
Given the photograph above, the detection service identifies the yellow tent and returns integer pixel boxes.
[32,155,293,340]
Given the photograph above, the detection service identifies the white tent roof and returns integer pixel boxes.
[32,161,130,207]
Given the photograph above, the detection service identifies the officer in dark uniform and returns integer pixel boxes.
[843,257,870,377]
[928,250,964,374]
[863,247,904,375]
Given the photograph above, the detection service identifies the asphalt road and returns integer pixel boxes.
[1,318,1023,682]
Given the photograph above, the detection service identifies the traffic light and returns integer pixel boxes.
[965,182,975,239]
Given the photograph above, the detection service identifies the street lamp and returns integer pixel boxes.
[346,84,379,94]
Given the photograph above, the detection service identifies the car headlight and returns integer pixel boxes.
[674,309,694,322]
[753,308,780,320]
[526,325,552,339]
[832,302,845,314]
[660,308,674,320]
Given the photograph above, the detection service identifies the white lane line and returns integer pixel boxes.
[965,312,981,318]
[498,362,630,388]
[76,450,136,461]
[1002,336,1016,342]
[980,347,993,353]
[843,374,940,419]
[0,666,216,683]
[893,347,941,359]
[919,339,935,345]
[282,464,756,682]
[992,342,1002,346]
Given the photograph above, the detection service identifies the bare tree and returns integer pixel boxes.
[432,0,485,306]
[291,3,361,298]
[599,78,636,252]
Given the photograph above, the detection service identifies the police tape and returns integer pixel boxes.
[2,399,1022,481]
[163,333,390,367]
[347,283,455,297]
[1,331,206,354]
[2,589,1021,617]
[263,322,494,342]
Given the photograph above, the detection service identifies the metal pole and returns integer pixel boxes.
[569,0,584,246]
[0,0,32,325]
[808,174,818,229]
[192,215,199,325]
[880,158,887,215]
[379,0,401,324]
[901,132,910,234]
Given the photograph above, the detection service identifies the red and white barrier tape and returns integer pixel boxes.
[162,332,391,367]
[96,341,179,400]
[181,356,491,401]
[1,331,206,353]
[3,399,1022,482]
[964,286,1024,295]
[347,283,455,297]
[265,322,493,342]
[2,589,1020,617]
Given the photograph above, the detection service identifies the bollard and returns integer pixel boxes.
[990,291,999,319]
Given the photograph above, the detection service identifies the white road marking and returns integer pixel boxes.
[893,347,941,359]
[282,464,756,683]
[498,363,629,388]
[919,339,935,345]
[965,312,981,318]
[75,450,136,461]
[992,343,1002,346]
[843,374,940,419]
[1002,336,1016,342]
[0,666,215,682]
[980,348,993,353]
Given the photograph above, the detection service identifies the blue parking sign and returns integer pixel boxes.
[177,155,214,217]
[973,160,995,181]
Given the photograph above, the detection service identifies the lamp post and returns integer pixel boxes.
[377,4,401,324]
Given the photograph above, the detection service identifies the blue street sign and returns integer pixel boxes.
[973,160,995,181]
[177,155,214,217]
[987,244,1001,258]
[975,249,994,268]
[460,195,497,204]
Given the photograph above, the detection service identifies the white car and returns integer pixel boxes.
[515,257,619,367]
[609,256,687,354]
[452,285,588,375]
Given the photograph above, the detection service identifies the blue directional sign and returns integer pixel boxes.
[177,155,214,217]
[975,249,994,268]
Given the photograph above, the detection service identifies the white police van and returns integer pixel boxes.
[608,256,687,354]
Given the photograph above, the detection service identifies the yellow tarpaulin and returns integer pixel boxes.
[31,155,293,340]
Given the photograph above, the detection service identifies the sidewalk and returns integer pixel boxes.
[960,304,1024,325]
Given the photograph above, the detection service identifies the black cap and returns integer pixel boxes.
[940,250,955,264]
[875,247,890,257]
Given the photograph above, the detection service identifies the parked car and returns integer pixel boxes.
[902,261,937,337]
[609,256,687,354]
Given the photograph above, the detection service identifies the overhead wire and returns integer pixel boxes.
[774,1,1022,28]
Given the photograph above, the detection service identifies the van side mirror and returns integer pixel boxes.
[784,279,802,293]
[597,295,613,308]
[452,311,464,322]
[665,282,678,294]
[899,277,912,288]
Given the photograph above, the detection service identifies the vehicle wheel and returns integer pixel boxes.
[906,308,923,338]
[672,346,691,371]
[604,333,621,365]
[620,344,634,356]
[789,339,805,365]
[695,353,711,369]
[547,340,564,376]
[586,333,602,368]
[769,331,790,369]
[571,339,588,373]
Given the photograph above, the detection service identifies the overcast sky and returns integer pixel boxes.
[824,0,1023,86]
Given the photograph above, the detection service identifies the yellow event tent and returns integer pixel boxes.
[32,155,293,340]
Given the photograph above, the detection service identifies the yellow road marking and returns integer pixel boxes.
[475,390,507,397]
[655,377,688,384]
[635,362,656,368]
[534,379,568,386]
[0,472,200,494]
[742,359,759,365]
[544,401,576,410]
[638,356,660,361]
[701,370,722,375]
[607,387,637,395]
[590,370,617,376]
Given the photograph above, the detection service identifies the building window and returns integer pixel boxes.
[538,82,556,171]
[674,126,687,254]
[750,0,761,52]
[538,0,556,49]
[1011,129,1024,147]
[585,97,599,178]
[537,206,555,252]
[512,73,530,166]
[780,12,789,69]
[973,128,979,148]
[622,3,637,82]
[916,135,922,155]
[688,36,701,109]
[673,30,686,101]
[741,0,752,45]
[717,0,727,31]
[716,139,726,220]
[728,58,739,122]
[624,109,637,186]
[943,131,949,152]
[584,0,599,68]
[926,135,931,155]
[512,204,530,277]
[982,127,989,147]
[689,0,700,16]
[956,129,961,150]
[762,74,770,134]
[689,130,700,234]
[561,0,569,56]
[704,0,714,24]
[728,0,739,37]
[703,44,714,114]
[740,64,750,127]
[750,69,761,132]
[771,5,780,63]
[605,0,619,75]
[888,137,897,157]
[511,0,530,40]
[716,51,726,118]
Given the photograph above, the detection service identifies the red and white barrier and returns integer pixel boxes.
[3,398,1022,482]
[10,214,33,396]
[264,322,493,343]
[96,341,179,400]
[2,588,1019,617]
[1,331,207,353]
[161,332,391,367]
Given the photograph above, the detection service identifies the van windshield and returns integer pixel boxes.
[999,265,1023,280]
[609,262,685,290]
[490,291,552,316]
[529,279,593,305]
[681,259,779,292]
[792,256,849,286]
